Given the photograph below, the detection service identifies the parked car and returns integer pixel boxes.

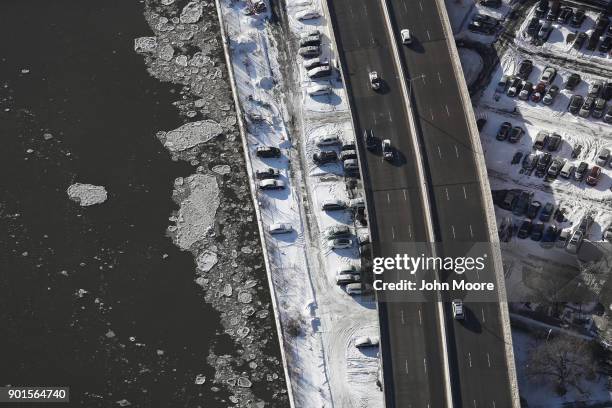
[559,161,575,179]
[570,8,586,28]
[304,57,327,70]
[300,34,321,48]
[369,71,381,90]
[258,179,285,190]
[533,131,549,150]
[547,158,565,177]
[507,76,523,97]
[256,146,281,158]
[586,32,600,51]
[589,81,604,97]
[574,162,588,181]
[497,75,510,93]
[346,282,366,295]
[539,202,554,222]
[513,191,533,216]
[531,82,546,102]
[586,166,602,186]
[566,230,584,254]
[340,150,357,161]
[298,45,320,58]
[517,60,533,79]
[568,94,584,114]
[336,274,361,285]
[596,148,610,166]
[546,133,562,152]
[541,225,559,248]
[579,96,596,118]
[527,17,541,37]
[571,144,583,158]
[540,66,557,84]
[519,81,534,100]
[564,73,581,90]
[535,0,548,18]
[557,228,571,248]
[538,20,553,41]
[522,153,539,171]
[496,122,512,141]
[313,150,338,164]
[603,82,612,101]
[557,7,573,24]
[255,167,280,179]
[518,220,533,238]
[599,36,612,52]
[325,225,351,239]
[307,65,332,79]
[542,85,559,105]
[535,152,552,176]
[315,134,340,146]
[592,98,607,119]
[512,151,524,165]
[321,199,347,211]
[329,238,352,249]
[307,83,332,96]
[295,9,320,21]
[526,200,542,219]
[343,159,359,172]
[508,126,524,143]
[531,222,545,241]
[268,223,293,234]
[604,109,612,124]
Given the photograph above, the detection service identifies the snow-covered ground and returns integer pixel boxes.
[217,0,383,407]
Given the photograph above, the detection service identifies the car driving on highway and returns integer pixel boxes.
[382,139,394,161]
[369,71,381,90]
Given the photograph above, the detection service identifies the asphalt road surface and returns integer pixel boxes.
[385,0,514,406]
[326,0,450,407]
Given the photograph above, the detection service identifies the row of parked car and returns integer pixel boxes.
[567,80,612,122]
[499,63,560,105]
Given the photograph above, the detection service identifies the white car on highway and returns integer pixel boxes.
[401,28,412,44]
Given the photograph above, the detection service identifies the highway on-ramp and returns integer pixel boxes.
[325,0,450,406]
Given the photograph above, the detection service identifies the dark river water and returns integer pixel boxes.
[0,1,236,406]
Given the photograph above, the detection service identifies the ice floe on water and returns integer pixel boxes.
[66,183,108,206]
[158,120,223,153]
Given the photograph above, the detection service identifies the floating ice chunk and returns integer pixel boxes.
[160,120,223,152]
[180,2,203,24]
[67,183,108,206]
[158,44,174,61]
[134,37,158,53]
[196,250,218,272]
[212,165,231,175]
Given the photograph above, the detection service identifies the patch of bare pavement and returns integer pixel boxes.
[136,0,288,406]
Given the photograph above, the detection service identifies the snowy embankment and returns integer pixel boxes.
[218,0,383,407]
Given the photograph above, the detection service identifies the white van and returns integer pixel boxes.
[556,228,571,248]
[559,162,575,179]
[400,29,412,44]
[295,9,321,21]
[307,83,332,96]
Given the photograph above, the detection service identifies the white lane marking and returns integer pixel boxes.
[418,308,423,325]
[430,107,434,121]
[426,30,431,40]
[437,145,442,158]
[419,1,423,11]
[482,308,486,322]
[451,225,456,239]
[476,268,480,280]
[388,111,393,122]
[405,359,409,374]
[492,401,496,408]
[455,144,459,158]
[445,104,450,116]
[469,224,474,238]
[422,75,427,84]
[362,2,368,16]
[423,358,428,373]
[387,193,391,203]
[373,111,378,124]
[408,224,412,238]
[438,72,442,84]
[463,185,468,199]
[391,225,396,239]
[403,189,407,201]
[445,188,450,201]
[473,400,477,408]
[401,309,405,324]
[403,1,408,13]
[468,352,472,368]
[487,353,491,368]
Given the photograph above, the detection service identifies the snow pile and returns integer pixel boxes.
[169,174,220,251]
[66,183,108,206]
[459,47,483,86]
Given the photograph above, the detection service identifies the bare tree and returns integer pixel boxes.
[526,335,597,396]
